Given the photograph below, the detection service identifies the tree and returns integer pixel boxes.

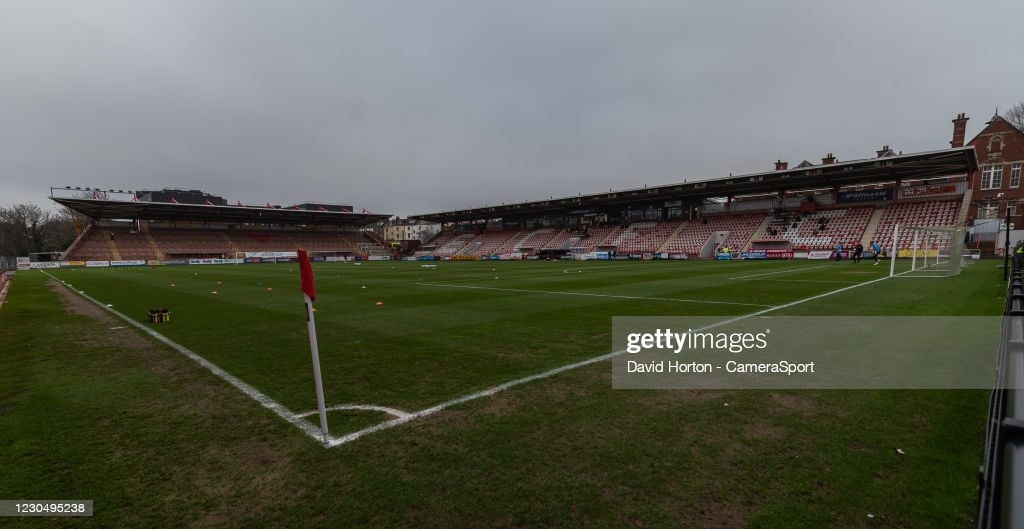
[41,207,78,255]
[0,204,77,261]
[0,203,46,259]
[1005,100,1024,131]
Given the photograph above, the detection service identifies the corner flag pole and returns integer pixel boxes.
[298,249,329,446]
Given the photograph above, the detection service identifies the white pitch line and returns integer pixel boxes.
[327,350,619,448]
[706,274,892,326]
[0,281,10,311]
[422,261,723,283]
[416,265,642,284]
[730,265,829,280]
[748,279,859,284]
[329,273,894,447]
[415,282,775,308]
[297,404,411,419]
[41,268,893,450]
[41,271,326,444]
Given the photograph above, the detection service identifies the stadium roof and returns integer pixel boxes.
[410,146,978,223]
[49,196,391,227]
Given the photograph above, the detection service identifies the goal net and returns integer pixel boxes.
[888,225,970,278]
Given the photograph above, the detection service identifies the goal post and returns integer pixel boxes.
[888,224,970,278]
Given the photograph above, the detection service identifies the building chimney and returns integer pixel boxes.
[876,145,891,158]
[951,112,969,148]
[821,153,836,165]
[775,159,788,171]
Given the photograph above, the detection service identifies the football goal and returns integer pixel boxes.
[887,225,971,278]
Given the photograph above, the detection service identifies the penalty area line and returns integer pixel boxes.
[730,265,829,280]
[415,282,774,308]
[746,279,860,284]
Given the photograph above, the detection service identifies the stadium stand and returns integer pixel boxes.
[63,225,126,261]
[607,221,683,254]
[409,201,962,259]
[460,230,522,257]
[659,213,763,255]
[47,147,977,263]
[433,233,478,257]
[64,198,951,263]
[539,228,580,252]
[757,207,874,250]
[494,228,560,256]
[414,231,458,257]
[62,225,369,261]
[431,201,959,259]
[870,199,961,252]
[568,226,621,253]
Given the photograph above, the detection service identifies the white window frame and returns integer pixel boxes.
[1011,163,1022,189]
[982,165,1004,190]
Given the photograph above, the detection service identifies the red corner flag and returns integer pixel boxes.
[297,247,328,445]
[298,249,316,301]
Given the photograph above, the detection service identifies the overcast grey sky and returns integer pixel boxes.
[2,0,1022,217]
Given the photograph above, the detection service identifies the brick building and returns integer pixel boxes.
[960,112,1024,237]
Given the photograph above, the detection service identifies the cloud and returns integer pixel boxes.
[2,0,1023,215]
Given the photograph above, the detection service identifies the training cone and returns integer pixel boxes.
[376,301,383,305]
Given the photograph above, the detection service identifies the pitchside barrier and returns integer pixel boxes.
[888,225,970,278]
[976,253,1024,529]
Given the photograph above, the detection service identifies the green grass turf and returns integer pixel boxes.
[0,259,1007,527]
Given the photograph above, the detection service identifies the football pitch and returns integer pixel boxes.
[0,259,1008,527]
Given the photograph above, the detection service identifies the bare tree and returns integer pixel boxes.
[0,204,46,259]
[1005,100,1024,131]
[0,204,77,261]
[42,207,79,255]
